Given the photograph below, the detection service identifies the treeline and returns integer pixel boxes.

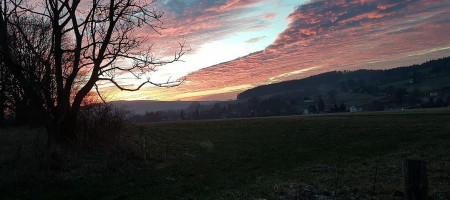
[128,95,349,123]
[129,102,242,122]
[129,57,450,123]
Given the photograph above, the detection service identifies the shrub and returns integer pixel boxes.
[77,103,130,147]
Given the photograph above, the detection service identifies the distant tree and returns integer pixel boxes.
[412,88,422,99]
[362,85,379,95]
[317,95,325,112]
[210,102,223,118]
[346,79,357,91]
[0,0,185,145]
[331,104,339,112]
[258,96,282,116]
[339,103,346,112]
[180,110,185,120]
[248,96,260,111]
[308,104,317,113]
[222,106,227,117]
[430,66,441,74]
[144,111,162,122]
[327,90,337,104]
[340,81,348,92]
[412,71,423,84]
[393,88,408,104]
[194,107,200,120]
[385,85,396,96]
[358,78,366,88]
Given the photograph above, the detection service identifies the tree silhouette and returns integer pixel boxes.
[0,0,185,145]
[317,95,325,112]
[0,16,52,125]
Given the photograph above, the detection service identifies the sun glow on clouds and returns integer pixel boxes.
[106,0,450,101]
[170,84,254,100]
[268,66,321,83]
[406,46,450,58]
[103,0,304,100]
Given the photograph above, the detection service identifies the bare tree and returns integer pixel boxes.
[0,14,52,125]
[0,0,184,145]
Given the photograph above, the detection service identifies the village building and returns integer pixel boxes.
[303,97,313,104]
[303,109,310,115]
[349,106,363,113]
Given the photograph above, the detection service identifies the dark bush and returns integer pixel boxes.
[77,103,130,147]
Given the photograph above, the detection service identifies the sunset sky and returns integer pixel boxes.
[103,0,450,101]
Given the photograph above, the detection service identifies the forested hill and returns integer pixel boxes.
[237,57,450,100]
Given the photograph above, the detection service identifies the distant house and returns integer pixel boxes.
[349,106,363,113]
[421,97,430,104]
[303,97,313,104]
[303,109,310,115]
[433,96,443,104]
[424,88,450,106]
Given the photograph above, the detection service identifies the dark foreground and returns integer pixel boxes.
[1,108,450,199]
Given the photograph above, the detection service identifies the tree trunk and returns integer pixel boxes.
[46,112,78,146]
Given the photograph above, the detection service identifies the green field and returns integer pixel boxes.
[1,108,450,199]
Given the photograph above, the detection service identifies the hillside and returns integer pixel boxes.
[237,57,450,100]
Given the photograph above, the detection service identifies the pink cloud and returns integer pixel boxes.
[136,0,269,57]
[164,0,450,100]
[205,0,262,13]
[106,0,450,101]
[263,13,277,20]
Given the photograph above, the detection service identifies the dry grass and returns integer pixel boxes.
[1,108,450,199]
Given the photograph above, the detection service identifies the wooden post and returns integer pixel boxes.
[403,159,427,200]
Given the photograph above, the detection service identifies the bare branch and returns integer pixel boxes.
[2,0,186,142]
[94,83,106,104]
[98,76,185,92]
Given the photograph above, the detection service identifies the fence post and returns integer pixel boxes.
[403,159,427,200]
